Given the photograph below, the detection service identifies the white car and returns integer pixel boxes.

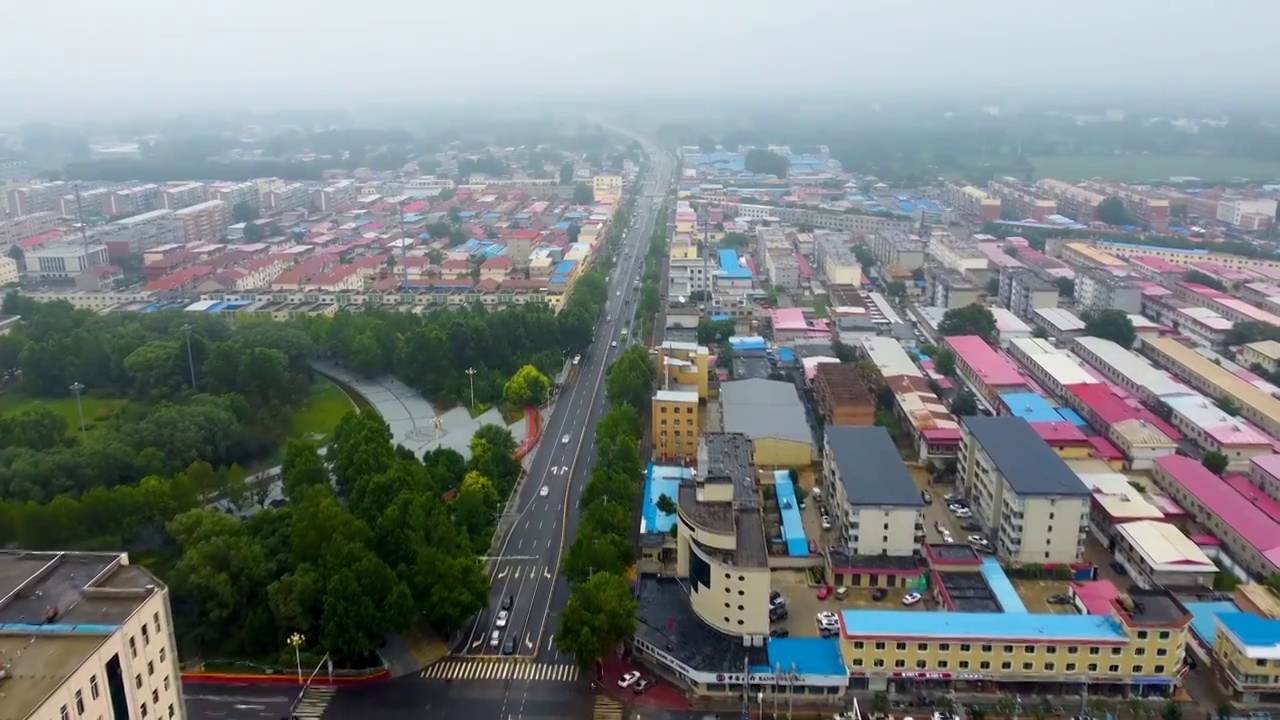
[902,592,923,606]
[941,532,954,544]
[618,671,642,688]
[611,340,618,347]
[815,611,839,625]
[561,434,570,445]
[495,610,509,628]
[821,515,832,530]
[954,509,973,519]
[934,520,946,533]
[539,486,549,497]
[616,290,621,296]
[968,535,988,546]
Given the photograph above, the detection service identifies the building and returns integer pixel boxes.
[823,426,925,561]
[0,211,56,249]
[929,234,990,275]
[172,200,229,244]
[999,268,1059,321]
[719,379,814,468]
[592,175,623,201]
[812,363,875,426]
[988,178,1058,221]
[313,181,357,212]
[940,183,1001,221]
[0,255,18,285]
[656,341,710,400]
[0,549,186,720]
[1144,335,1280,441]
[958,415,1090,564]
[652,389,700,462]
[1216,199,1278,230]
[161,182,206,210]
[266,182,308,212]
[1111,520,1216,590]
[814,234,863,286]
[105,184,161,217]
[1037,179,1105,221]
[1072,335,1191,406]
[208,181,259,211]
[1163,394,1274,471]
[25,242,110,279]
[1076,270,1143,314]
[1243,340,1280,374]
[865,231,925,271]
[944,335,1028,406]
[5,181,67,215]
[1203,585,1280,704]
[927,268,983,309]
[101,209,182,259]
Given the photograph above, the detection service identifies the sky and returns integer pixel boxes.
[4,0,1279,120]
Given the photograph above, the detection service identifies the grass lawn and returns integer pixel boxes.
[1029,154,1280,182]
[287,378,355,444]
[0,393,128,437]
[804,297,830,318]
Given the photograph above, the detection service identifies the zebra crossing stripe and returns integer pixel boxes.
[592,695,625,720]
[418,659,580,682]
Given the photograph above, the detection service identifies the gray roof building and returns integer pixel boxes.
[961,415,1089,496]
[826,426,924,507]
[720,379,812,444]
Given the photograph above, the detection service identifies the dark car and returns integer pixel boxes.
[769,629,790,638]
[872,588,888,602]
[960,521,982,532]
[500,595,513,610]
[1047,594,1073,605]
[769,607,788,623]
[1110,561,1129,576]
[502,637,518,655]
[819,627,839,639]
[632,678,651,694]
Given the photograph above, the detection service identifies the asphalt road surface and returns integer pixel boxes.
[183,683,306,720]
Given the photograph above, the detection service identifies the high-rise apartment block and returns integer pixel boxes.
[161,183,207,211]
[173,200,229,244]
[208,181,260,212]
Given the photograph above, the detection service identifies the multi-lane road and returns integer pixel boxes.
[309,140,674,720]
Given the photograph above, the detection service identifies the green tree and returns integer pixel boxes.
[696,318,735,345]
[655,493,676,517]
[938,304,997,343]
[1184,270,1227,293]
[985,277,1000,296]
[887,279,908,299]
[606,346,656,410]
[744,149,789,178]
[951,390,979,417]
[502,364,552,408]
[1083,309,1137,349]
[933,347,957,377]
[557,572,638,669]
[328,411,395,497]
[1202,451,1229,476]
[573,183,594,205]
[721,232,750,249]
[559,162,574,186]
[1055,277,1075,297]
[231,201,260,224]
[242,222,265,242]
[1096,196,1135,226]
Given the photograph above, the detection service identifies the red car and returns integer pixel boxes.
[816,584,833,600]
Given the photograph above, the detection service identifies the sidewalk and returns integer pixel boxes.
[596,656,691,713]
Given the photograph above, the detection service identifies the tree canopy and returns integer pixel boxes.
[1083,309,1137,349]
[937,304,997,344]
[502,364,551,409]
[744,149,790,178]
[1095,196,1136,226]
[572,183,594,205]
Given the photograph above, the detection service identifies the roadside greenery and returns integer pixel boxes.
[557,346,654,669]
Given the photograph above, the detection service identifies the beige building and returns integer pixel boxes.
[1243,340,1280,374]
[0,255,19,285]
[958,416,1090,564]
[591,175,623,201]
[1,550,185,720]
[823,426,925,558]
[173,200,229,244]
[719,379,814,468]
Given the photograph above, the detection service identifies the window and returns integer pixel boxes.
[140,705,148,719]
[1067,646,1079,655]
[917,643,928,652]
[1156,648,1168,657]
[1134,648,1146,656]
[1111,647,1123,656]
[154,612,161,633]
[981,644,993,653]
[90,675,99,699]
[135,674,142,689]
[61,705,70,720]
[1000,661,1012,670]
[1044,662,1055,672]
[1022,662,1034,671]
[854,642,865,650]
[873,658,885,668]
[1158,631,1170,640]
[1002,645,1013,654]
[168,706,175,719]
[152,690,159,704]
[1066,663,1077,672]
[874,642,886,651]
[159,648,166,663]
[163,676,170,691]
[148,660,155,676]
[894,659,906,669]
[979,661,991,670]
[1045,645,1057,654]
[1132,665,1144,674]
[1154,665,1166,674]
[129,636,138,658]
[852,658,864,667]
[937,660,948,669]
[1108,664,1120,673]
[915,660,927,669]
[1024,645,1036,654]
[1089,647,1101,656]
[75,690,85,715]
[958,660,969,669]
[1088,663,1098,672]
[959,643,971,652]
[1137,630,1148,640]
[939,643,951,652]
[896,642,907,651]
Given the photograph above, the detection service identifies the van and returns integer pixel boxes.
[490,630,501,648]
[835,587,849,601]
[812,487,822,500]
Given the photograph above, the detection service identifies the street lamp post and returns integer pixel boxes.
[69,382,86,437]
[179,323,197,391]
[287,633,305,684]
[465,367,477,410]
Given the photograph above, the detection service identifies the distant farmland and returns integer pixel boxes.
[1028,154,1280,183]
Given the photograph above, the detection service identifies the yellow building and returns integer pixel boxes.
[592,175,623,202]
[1145,335,1280,440]
[720,379,815,469]
[673,433,771,638]
[1063,242,1127,269]
[653,389,700,461]
[1243,340,1280,374]
[656,341,711,399]
[839,589,1190,695]
[1209,587,1280,703]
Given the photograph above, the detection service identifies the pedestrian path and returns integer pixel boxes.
[292,685,337,720]
[592,694,625,720]
[419,658,580,682]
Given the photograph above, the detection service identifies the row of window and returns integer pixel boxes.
[851,635,1171,654]
[59,612,167,720]
[850,656,1169,675]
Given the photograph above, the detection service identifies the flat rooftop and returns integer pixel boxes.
[635,577,767,674]
[840,609,1130,643]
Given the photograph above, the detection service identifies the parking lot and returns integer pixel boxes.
[768,569,930,639]
[1013,578,1079,615]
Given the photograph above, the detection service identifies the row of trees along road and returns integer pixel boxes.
[0,293,319,503]
[556,345,656,669]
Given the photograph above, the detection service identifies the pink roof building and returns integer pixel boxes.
[944,335,1027,403]
[1153,455,1280,574]
[1069,579,1121,615]
[772,307,809,331]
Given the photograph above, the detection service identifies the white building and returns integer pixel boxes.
[25,241,110,278]
[823,425,925,558]
[1112,520,1216,590]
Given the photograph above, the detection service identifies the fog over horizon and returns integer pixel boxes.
[4,0,1279,121]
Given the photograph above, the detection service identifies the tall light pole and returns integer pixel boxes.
[179,323,197,391]
[287,633,305,683]
[69,382,86,437]
[465,367,477,410]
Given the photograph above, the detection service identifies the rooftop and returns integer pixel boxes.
[1155,455,1280,567]
[720,379,812,445]
[839,609,1128,643]
[945,336,1027,388]
[635,577,768,673]
[825,426,923,507]
[961,416,1090,497]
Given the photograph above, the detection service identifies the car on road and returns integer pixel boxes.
[616,290,621,296]
[561,434,570,445]
[921,490,932,504]
[502,637,517,655]
[632,678,651,694]
[816,584,833,600]
[495,610,509,628]
[902,592,923,606]
[572,354,581,365]
[618,671,642,688]
[769,628,789,638]
[489,630,501,647]
[501,595,513,610]
[539,486,549,497]
[611,340,618,347]
[821,515,832,530]
[871,588,888,602]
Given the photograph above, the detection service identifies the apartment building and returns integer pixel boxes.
[988,178,1057,221]
[814,234,863,286]
[823,425,926,559]
[0,211,56,248]
[25,241,110,279]
[1075,269,1143,314]
[655,341,710,399]
[865,231,925,271]
[0,256,18,285]
[1216,199,1277,231]
[929,233,990,275]
[173,200,229,244]
[106,184,161,217]
[812,362,875,426]
[5,181,67,215]
[667,254,713,298]
[592,174,623,201]
[1037,179,1106,222]
[958,415,1090,564]
[314,181,357,212]
[208,181,260,211]
[927,268,983,309]
[728,202,915,236]
[999,267,1059,320]
[1243,340,1280,374]
[1081,181,1171,232]
[0,550,186,720]
[940,182,1001,221]
[161,182,207,210]
[59,187,113,218]
[1144,335,1280,441]
[653,389,700,461]
[266,182,309,212]
[101,209,183,259]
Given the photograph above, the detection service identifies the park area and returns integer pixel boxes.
[1029,154,1280,182]
[0,392,127,437]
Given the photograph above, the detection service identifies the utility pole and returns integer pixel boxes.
[179,323,197,390]
[287,633,305,683]
[69,382,86,437]
[465,367,477,410]
[397,199,409,289]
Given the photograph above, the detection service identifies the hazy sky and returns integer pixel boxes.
[4,0,1278,120]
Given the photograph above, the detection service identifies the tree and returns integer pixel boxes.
[502,364,551,408]
[562,524,635,582]
[937,304,997,343]
[887,280,908,299]
[1215,397,1240,417]
[566,222,581,243]
[696,318,735,345]
[1184,270,1226,293]
[606,346,656,410]
[328,411,395,497]
[933,347,957,377]
[556,572,638,669]
[559,162,574,186]
[1202,451,1229,476]
[744,149,790,178]
[281,439,329,500]
[853,245,876,270]
[910,267,925,282]
[231,201,260,224]
[1054,277,1075,297]
[655,493,676,517]
[1083,309,1137,349]
[572,183,594,205]
[242,222,265,242]
[721,232,750,249]
[985,277,1000,296]
[951,390,979,417]
[1161,701,1182,720]
[1096,196,1135,226]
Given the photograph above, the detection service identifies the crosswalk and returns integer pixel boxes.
[592,694,625,720]
[292,685,336,720]
[420,658,580,682]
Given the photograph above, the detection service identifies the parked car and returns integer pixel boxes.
[770,594,786,610]
[816,611,839,627]
[901,592,923,606]
[1111,561,1128,576]
[921,490,933,504]
[769,629,790,638]
[769,607,788,622]
[960,521,982,532]
[968,535,988,546]
[954,508,973,519]
[633,678,652,694]
[817,584,833,600]
[943,493,960,502]
[821,515,832,530]
[835,586,849,600]
[1047,594,1073,605]
[871,588,888,602]
[819,627,839,639]
[618,671,641,688]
